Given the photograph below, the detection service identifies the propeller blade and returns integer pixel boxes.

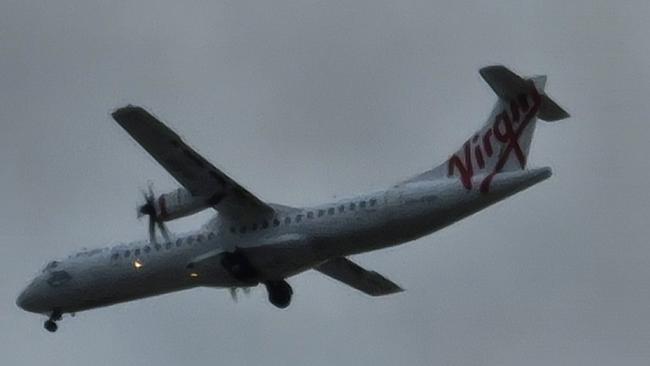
[137,204,144,219]
[157,221,171,243]
[147,182,155,200]
[138,182,175,245]
[138,186,155,219]
[148,217,157,244]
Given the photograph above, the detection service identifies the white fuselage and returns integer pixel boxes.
[17,168,550,315]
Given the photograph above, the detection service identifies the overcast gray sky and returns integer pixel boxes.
[1,1,649,365]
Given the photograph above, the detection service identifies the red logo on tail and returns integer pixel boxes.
[447,91,541,193]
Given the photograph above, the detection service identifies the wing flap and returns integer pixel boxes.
[315,257,403,296]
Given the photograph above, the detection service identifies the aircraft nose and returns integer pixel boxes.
[16,288,28,309]
[16,280,44,313]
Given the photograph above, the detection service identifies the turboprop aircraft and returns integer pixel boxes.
[17,66,568,332]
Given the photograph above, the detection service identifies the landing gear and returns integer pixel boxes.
[220,250,259,283]
[221,250,293,309]
[264,280,293,309]
[44,309,62,333]
[44,320,58,332]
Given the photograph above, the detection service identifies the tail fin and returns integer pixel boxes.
[406,65,569,192]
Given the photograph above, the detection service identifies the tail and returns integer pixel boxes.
[406,65,569,193]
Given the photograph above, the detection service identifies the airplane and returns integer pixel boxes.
[16,66,568,332]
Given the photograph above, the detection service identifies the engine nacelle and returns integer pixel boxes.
[151,188,212,221]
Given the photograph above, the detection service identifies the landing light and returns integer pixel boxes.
[190,272,199,278]
[133,259,143,269]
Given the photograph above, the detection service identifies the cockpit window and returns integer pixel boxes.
[47,270,72,287]
[43,261,59,272]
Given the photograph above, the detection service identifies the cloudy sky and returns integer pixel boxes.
[1,1,649,365]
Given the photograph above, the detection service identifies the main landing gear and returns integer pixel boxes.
[220,250,259,283]
[44,309,62,333]
[264,280,293,309]
[221,250,294,309]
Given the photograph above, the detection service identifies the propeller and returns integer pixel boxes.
[138,183,171,244]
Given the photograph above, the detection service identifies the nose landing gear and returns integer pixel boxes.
[44,309,62,333]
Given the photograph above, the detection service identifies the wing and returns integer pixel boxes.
[112,105,273,219]
[315,257,403,296]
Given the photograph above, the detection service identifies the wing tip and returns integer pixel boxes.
[378,286,404,296]
[111,104,144,120]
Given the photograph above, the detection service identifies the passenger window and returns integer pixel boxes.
[230,226,236,234]
[284,217,291,225]
[124,250,131,258]
[208,232,215,240]
[318,210,325,217]
[369,198,377,207]
[360,201,366,208]
[111,253,120,261]
[165,242,172,250]
[307,212,314,219]
[240,226,247,234]
[144,246,151,253]
[328,207,335,215]
[296,214,303,223]
[154,243,161,251]
[262,220,269,229]
[349,202,356,210]
[338,205,345,213]
[251,223,258,231]
[273,219,280,227]
[135,249,141,256]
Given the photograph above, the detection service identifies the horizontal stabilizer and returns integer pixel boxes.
[315,257,403,296]
[479,65,569,122]
[539,94,570,121]
[479,65,530,100]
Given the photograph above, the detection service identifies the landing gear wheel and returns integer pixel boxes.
[44,320,58,332]
[44,309,62,333]
[264,280,293,309]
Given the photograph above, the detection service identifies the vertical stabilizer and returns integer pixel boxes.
[405,65,569,193]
